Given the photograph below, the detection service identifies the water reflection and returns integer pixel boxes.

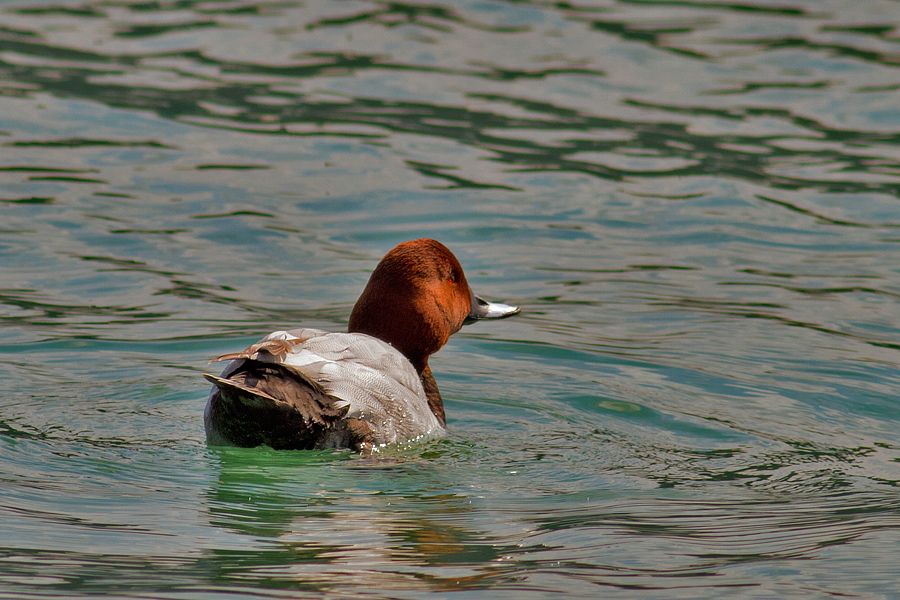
[201,446,900,594]
[204,447,516,593]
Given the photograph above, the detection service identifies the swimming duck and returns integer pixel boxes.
[203,238,519,452]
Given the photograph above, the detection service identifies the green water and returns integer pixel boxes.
[1,0,899,597]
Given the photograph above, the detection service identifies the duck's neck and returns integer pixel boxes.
[419,364,446,427]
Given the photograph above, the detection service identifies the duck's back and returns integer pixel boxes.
[204,328,444,451]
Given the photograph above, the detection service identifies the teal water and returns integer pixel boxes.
[1,0,899,597]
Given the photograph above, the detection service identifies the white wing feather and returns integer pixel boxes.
[240,328,443,445]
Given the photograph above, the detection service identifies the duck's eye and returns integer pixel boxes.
[449,270,459,283]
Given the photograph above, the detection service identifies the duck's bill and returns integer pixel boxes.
[465,293,520,324]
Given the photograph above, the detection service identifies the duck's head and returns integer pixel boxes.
[348,238,519,373]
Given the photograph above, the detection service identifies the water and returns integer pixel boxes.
[1,0,899,597]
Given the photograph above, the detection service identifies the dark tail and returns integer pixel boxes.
[204,361,350,450]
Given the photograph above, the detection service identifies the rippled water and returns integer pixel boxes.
[2,0,899,597]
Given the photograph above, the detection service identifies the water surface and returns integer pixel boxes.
[1,0,899,597]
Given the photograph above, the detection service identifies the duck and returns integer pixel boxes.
[203,238,520,452]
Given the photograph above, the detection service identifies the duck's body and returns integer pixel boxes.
[204,239,518,452]
[204,328,443,451]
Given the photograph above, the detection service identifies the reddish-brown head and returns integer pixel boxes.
[348,239,518,373]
